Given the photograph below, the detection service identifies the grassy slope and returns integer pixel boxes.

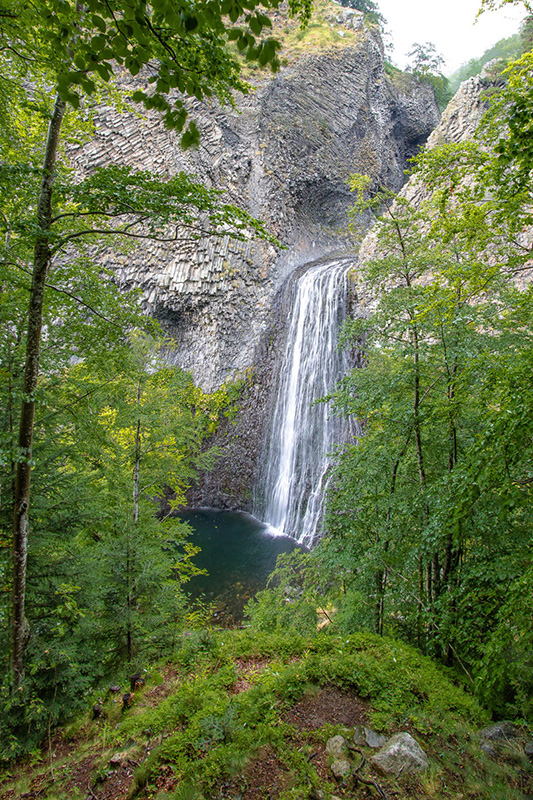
[235,0,366,75]
[2,629,531,800]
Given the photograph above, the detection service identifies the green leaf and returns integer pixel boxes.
[90,34,106,50]
[184,15,198,31]
[91,14,106,33]
[249,15,262,35]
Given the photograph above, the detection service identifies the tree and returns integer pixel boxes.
[520,13,533,51]
[40,335,219,665]
[0,325,241,757]
[406,42,451,110]
[322,134,533,712]
[484,50,533,198]
[406,42,445,75]
[1,0,312,684]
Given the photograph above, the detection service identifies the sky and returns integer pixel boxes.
[377,0,527,73]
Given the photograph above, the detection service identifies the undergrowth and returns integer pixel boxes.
[0,628,530,800]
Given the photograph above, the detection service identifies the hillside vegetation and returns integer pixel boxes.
[1,628,531,800]
[448,14,533,93]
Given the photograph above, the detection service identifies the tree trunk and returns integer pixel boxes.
[127,380,143,663]
[11,94,66,685]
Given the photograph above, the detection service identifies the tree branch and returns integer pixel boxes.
[11,261,121,327]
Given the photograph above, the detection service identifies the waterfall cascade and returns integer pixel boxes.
[255,257,355,547]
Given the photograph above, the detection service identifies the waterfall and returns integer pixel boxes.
[255,257,353,547]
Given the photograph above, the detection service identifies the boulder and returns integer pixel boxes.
[479,721,519,742]
[353,725,387,748]
[371,732,429,776]
[524,741,533,761]
[331,759,351,779]
[366,727,387,749]
[480,741,498,758]
[326,735,348,759]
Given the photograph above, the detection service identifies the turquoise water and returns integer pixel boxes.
[180,509,301,624]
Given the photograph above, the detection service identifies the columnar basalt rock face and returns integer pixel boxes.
[70,26,440,510]
[358,69,500,284]
[70,27,439,394]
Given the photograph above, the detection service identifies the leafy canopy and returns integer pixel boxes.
[0,0,312,145]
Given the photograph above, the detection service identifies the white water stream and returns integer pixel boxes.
[256,257,353,547]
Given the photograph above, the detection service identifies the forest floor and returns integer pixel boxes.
[0,629,531,800]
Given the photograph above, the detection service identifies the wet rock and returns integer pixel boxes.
[480,741,498,758]
[371,732,430,776]
[479,721,519,742]
[354,725,387,748]
[331,758,351,779]
[109,751,128,767]
[326,735,348,759]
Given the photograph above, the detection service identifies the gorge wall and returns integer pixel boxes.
[71,11,440,509]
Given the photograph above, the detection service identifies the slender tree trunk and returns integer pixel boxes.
[417,556,424,648]
[127,380,143,662]
[11,94,66,685]
[412,325,427,490]
[376,568,385,636]
[133,381,142,526]
[411,322,438,646]
[442,351,459,589]
[376,433,412,635]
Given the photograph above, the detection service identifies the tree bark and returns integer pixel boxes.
[127,379,143,663]
[12,94,66,685]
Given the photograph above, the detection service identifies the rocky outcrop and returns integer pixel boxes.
[70,15,440,510]
[355,61,531,315]
[370,732,430,776]
[70,22,438,394]
[357,70,494,272]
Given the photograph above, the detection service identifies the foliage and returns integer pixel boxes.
[0,0,312,145]
[407,42,445,75]
[0,321,243,753]
[244,551,318,634]
[448,33,522,93]
[477,566,533,720]
[320,55,533,721]
[483,50,533,198]
[406,42,452,110]
[1,0,297,694]
[3,627,529,799]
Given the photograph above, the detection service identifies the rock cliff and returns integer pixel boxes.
[70,15,440,509]
[358,65,521,269]
[71,20,438,393]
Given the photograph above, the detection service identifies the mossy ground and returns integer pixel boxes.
[1,629,531,800]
